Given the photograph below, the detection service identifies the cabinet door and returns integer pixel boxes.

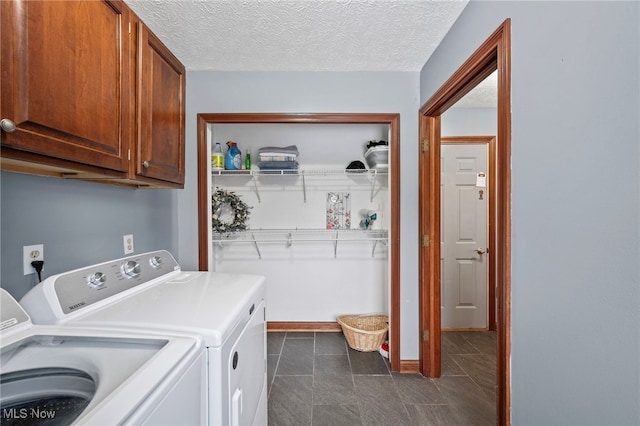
[0,0,131,172]
[135,22,185,185]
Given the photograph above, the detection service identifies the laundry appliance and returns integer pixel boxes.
[20,250,267,426]
[0,289,206,425]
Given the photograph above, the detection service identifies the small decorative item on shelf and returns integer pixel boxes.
[359,210,377,230]
[326,192,351,229]
[211,188,251,233]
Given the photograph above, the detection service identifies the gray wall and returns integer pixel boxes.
[178,71,422,359]
[421,1,639,424]
[442,108,497,136]
[0,172,179,300]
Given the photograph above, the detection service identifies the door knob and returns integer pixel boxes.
[475,247,486,255]
[142,161,150,168]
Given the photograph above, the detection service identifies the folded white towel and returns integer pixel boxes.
[259,154,297,161]
[257,145,299,156]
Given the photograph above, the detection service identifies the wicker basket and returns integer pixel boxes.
[336,314,389,352]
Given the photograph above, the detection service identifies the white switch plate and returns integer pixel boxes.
[123,234,134,254]
[23,244,44,275]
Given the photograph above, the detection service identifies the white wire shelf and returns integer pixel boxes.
[211,228,388,259]
[211,168,387,177]
[211,168,388,202]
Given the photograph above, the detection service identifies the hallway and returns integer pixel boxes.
[267,331,496,425]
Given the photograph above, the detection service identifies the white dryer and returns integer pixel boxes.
[20,250,267,426]
[0,289,206,425]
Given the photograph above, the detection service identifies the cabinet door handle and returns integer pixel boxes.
[142,161,150,168]
[1,119,16,133]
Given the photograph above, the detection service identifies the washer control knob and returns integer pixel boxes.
[122,260,141,278]
[87,272,106,288]
[149,255,162,268]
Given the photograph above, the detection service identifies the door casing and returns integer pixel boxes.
[418,19,511,426]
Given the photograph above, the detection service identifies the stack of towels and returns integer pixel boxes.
[257,145,299,171]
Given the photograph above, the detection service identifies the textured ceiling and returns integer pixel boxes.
[124,0,469,72]
[453,70,497,108]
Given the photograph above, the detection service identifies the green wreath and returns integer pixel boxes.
[212,188,251,233]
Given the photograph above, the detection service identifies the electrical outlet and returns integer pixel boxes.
[123,234,134,254]
[23,244,44,275]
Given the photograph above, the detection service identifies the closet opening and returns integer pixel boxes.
[196,113,402,371]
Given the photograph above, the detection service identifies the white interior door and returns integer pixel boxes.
[441,144,488,329]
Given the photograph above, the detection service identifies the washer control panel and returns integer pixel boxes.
[51,250,180,315]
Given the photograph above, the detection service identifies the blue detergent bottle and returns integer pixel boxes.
[225,141,241,170]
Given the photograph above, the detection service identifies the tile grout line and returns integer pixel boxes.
[267,331,496,425]
[343,334,367,426]
[267,332,285,397]
[389,369,415,424]
[454,332,497,393]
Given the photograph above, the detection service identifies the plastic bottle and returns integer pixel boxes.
[225,141,241,170]
[245,149,251,170]
[211,142,224,170]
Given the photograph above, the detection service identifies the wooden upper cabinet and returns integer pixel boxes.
[0,0,132,174]
[1,0,186,188]
[134,22,185,186]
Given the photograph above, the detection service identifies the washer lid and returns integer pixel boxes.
[2,289,203,426]
[1,328,201,426]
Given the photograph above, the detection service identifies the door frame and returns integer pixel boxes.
[418,19,511,425]
[196,112,402,371]
[441,136,496,332]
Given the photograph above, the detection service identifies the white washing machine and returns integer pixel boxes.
[0,289,206,425]
[20,250,267,426]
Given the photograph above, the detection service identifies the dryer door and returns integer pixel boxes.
[227,299,266,426]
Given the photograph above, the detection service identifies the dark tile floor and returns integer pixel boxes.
[267,331,496,425]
